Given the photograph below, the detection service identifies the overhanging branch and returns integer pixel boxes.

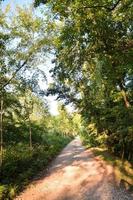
[81,0,121,11]
[110,0,121,11]
[1,60,28,90]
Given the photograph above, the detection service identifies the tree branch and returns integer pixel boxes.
[81,0,121,11]
[1,60,28,90]
[110,0,121,11]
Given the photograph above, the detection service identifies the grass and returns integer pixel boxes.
[92,147,133,191]
[0,133,72,200]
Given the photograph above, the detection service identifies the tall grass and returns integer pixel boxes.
[0,132,72,200]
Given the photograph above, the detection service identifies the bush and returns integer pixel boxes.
[0,132,72,199]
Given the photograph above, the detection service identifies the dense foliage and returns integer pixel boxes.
[0,4,78,199]
[35,0,133,161]
[1,131,71,199]
[0,0,133,198]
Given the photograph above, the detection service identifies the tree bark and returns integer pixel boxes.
[0,96,3,168]
[121,89,130,108]
[29,119,32,150]
[119,83,130,108]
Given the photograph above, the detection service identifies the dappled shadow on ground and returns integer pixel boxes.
[15,138,133,200]
[93,148,133,192]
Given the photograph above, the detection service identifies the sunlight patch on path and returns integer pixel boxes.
[15,138,133,200]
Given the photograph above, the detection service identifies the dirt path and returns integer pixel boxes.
[15,137,133,200]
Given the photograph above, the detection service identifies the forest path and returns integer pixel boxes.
[15,137,133,200]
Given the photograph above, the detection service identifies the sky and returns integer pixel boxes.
[1,0,74,115]
[2,0,33,9]
[1,0,60,115]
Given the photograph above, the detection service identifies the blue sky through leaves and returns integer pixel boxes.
[2,0,59,115]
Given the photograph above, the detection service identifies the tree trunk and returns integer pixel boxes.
[121,138,126,160]
[121,89,130,108]
[0,96,3,168]
[119,83,130,108]
[29,119,32,150]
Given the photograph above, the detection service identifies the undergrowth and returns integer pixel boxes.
[0,133,72,200]
[80,131,133,191]
[93,147,133,191]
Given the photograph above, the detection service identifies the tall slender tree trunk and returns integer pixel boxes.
[121,89,130,108]
[119,83,130,108]
[121,141,125,160]
[0,96,3,168]
[29,118,32,150]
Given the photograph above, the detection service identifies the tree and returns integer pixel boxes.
[0,5,10,167]
[35,0,133,160]
[0,5,51,165]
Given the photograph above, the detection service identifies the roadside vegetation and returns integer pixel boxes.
[1,131,71,199]
[37,0,133,191]
[0,4,80,199]
[0,0,133,199]
[80,123,133,190]
[0,95,79,199]
[36,0,133,162]
[93,148,133,190]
